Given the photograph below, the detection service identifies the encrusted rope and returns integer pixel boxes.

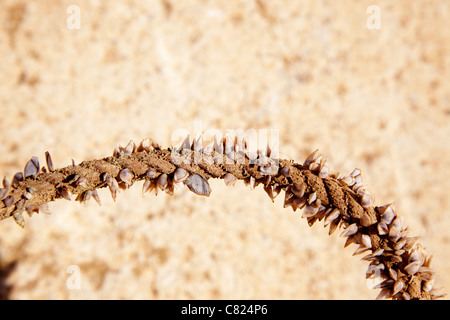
[0,137,444,300]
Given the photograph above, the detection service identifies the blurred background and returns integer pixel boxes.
[0,0,449,299]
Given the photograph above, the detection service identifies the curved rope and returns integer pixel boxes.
[0,137,444,300]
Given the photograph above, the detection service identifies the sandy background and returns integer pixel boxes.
[0,0,449,300]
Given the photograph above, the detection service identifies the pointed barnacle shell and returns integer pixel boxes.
[272,184,282,199]
[404,237,419,251]
[119,168,134,186]
[24,156,40,178]
[83,190,92,203]
[307,192,317,205]
[392,281,404,295]
[341,223,358,237]
[0,188,9,201]
[375,288,391,300]
[173,168,189,183]
[377,222,389,235]
[3,195,15,207]
[328,219,340,235]
[58,187,71,201]
[389,268,398,281]
[184,173,211,197]
[291,183,306,198]
[76,177,87,188]
[391,216,403,231]
[404,261,421,275]
[423,279,435,292]
[324,208,340,227]
[378,203,396,224]
[39,203,52,215]
[223,173,237,186]
[263,184,274,202]
[360,214,372,227]
[13,210,25,228]
[373,279,394,290]
[302,204,319,218]
[45,151,54,172]
[137,138,152,152]
[142,180,153,195]
[361,193,373,208]
[353,245,371,256]
[360,234,372,248]
[12,172,24,187]
[339,175,355,186]
[3,177,10,189]
[146,168,158,179]
[303,149,319,167]
[113,146,123,158]
[394,238,407,251]
[91,189,101,206]
[124,140,136,155]
[350,168,362,184]
[249,176,256,190]
[389,225,401,242]
[309,162,320,172]
[157,174,168,191]
[318,164,329,178]
[280,166,290,177]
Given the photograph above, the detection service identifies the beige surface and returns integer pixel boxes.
[0,0,449,299]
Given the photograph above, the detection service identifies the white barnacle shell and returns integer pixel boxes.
[318,164,329,178]
[146,168,158,179]
[184,173,211,197]
[173,168,189,183]
[24,156,40,178]
[59,187,71,201]
[124,140,136,155]
[39,203,52,215]
[350,168,362,184]
[360,234,372,248]
[389,225,401,242]
[249,176,256,189]
[12,172,24,187]
[377,222,389,235]
[0,188,9,201]
[339,175,355,186]
[45,151,54,172]
[223,173,237,186]
[157,174,168,191]
[361,193,373,208]
[91,189,101,206]
[423,279,435,292]
[119,169,134,186]
[392,281,404,295]
[324,208,340,226]
[341,223,358,237]
[291,183,306,198]
[76,177,87,187]
[3,196,14,207]
[280,166,290,177]
[360,214,372,227]
[404,261,421,275]
[302,204,319,218]
[303,149,319,167]
[137,138,153,152]
[13,210,25,228]
[307,192,317,205]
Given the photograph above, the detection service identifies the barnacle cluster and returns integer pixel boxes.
[0,136,444,300]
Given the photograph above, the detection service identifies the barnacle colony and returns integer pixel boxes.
[0,135,444,300]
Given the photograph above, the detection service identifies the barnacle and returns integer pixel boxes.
[0,136,445,300]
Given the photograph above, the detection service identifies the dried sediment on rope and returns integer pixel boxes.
[0,136,445,300]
